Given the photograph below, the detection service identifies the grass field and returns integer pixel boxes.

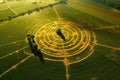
[0,0,120,80]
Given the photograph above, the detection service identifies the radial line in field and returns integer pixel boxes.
[0,40,25,47]
[0,46,28,60]
[5,0,17,15]
[92,26,120,30]
[96,43,120,50]
[0,54,32,78]
[63,58,70,80]
[53,6,61,18]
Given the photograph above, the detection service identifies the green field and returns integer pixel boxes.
[0,0,120,80]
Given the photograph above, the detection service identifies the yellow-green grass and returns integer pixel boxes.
[0,0,57,19]
[0,1,120,80]
[0,7,57,44]
[0,3,8,10]
[80,0,120,14]
[79,0,114,10]
[0,3,15,19]
[7,1,41,13]
[0,0,3,3]
[69,51,120,80]
[94,29,120,47]
[0,9,15,19]
[54,5,112,27]
[68,0,120,25]
[0,7,59,80]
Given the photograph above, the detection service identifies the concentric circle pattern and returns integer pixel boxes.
[28,19,96,63]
